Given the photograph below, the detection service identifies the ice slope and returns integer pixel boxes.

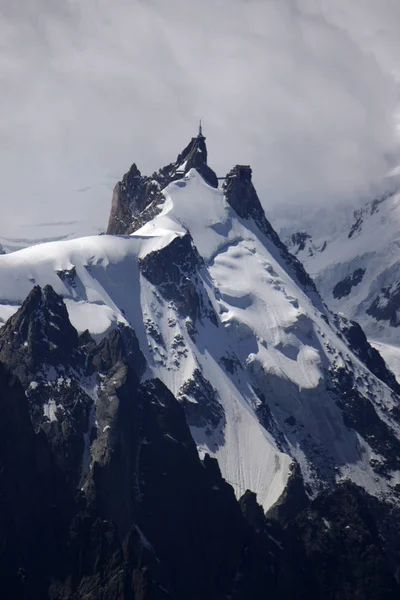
[0,169,399,509]
[283,191,400,345]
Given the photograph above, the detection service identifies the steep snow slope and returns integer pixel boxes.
[284,190,400,346]
[0,169,400,511]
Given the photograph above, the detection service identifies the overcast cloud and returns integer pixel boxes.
[1,0,400,241]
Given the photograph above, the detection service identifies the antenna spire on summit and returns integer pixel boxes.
[198,119,203,137]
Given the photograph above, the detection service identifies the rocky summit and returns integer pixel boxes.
[0,131,400,599]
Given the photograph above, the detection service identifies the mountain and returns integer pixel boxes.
[284,188,400,349]
[107,127,218,236]
[0,130,400,598]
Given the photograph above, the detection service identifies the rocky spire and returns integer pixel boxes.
[173,123,218,187]
[106,127,218,235]
[223,166,321,300]
[0,285,81,381]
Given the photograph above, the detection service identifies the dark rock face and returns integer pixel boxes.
[172,133,218,188]
[367,282,400,327]
[0,362,58,599]
[335,314,400,395]
[241,482,400,600]
[287,231,327,257]
[330,366,400,474]
[1,285,400,599]
[220,352,242,375]
[139,233,218,330]
[0,285,92,485]
[266,461,309,523]
[0,285,82,382]
[0,357,167,600]
[130,382,246,599]
[348,193,390,239]
[107,163,162,235]
[291,482,400,600]
[177,368,226,434]
[84,367,256,599]
[91,324,146,377]
[349,210,365,239]
[333,268,365,299]
[288,231,313,255]
[0,287,264,599]
[223,166,321,301]
[106,133,218,236]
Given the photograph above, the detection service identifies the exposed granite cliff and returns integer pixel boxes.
[107,130,218,236]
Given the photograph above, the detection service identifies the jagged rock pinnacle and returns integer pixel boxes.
[106,128,218,235]
[173,124,218,187]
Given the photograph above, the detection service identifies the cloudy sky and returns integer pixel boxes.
[1,0,400,244]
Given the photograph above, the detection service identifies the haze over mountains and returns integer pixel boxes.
[280,180,400,377]
[2,1,400,248]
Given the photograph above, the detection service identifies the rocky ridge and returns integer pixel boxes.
[1,132,400,598]
[107,129,218,236]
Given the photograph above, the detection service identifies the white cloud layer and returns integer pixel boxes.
[0,0,400,240]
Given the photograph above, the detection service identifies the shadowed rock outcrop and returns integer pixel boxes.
[367,281,400,328]
[106,129,218,236]
[139,233,218,331]
[334,313,400,396]
[0,287,275,599]
[333,268,365,299]
[0,285,399,599]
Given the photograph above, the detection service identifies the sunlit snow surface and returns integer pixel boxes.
[284,192,400,345]
[0,170,399,509]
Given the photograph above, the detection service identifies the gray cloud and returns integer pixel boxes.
[0,0,399,239]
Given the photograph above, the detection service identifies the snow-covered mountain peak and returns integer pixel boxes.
[106,129,218,236]
[3,135,400,596]
[0,137,400,518]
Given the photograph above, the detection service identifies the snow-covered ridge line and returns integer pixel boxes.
[0,168,399,511]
